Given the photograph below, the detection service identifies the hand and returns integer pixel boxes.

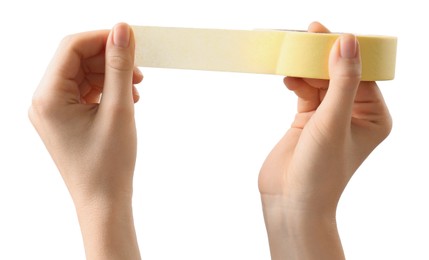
[29,23,142,203]
[258,22,392,259]
[29,23,142,259]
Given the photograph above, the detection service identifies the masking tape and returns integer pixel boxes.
[132,26,397,81]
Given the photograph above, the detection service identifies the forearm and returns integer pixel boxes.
[75,197,141,260]
[261,194,345,260]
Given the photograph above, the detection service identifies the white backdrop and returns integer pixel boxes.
[0,0,427,259]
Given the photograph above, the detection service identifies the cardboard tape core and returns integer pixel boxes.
[132,26,397,81]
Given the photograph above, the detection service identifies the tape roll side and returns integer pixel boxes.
[276,32,397,81]
[132,26,397,81]
[276,32,336,79]
[358,36,397,81]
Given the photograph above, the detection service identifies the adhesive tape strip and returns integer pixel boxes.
[132,26,397,81]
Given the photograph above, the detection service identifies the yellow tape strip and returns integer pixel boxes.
[132,26,397,81]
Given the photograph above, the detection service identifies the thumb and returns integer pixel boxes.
[316,34,361,132]
[100,23,135,110]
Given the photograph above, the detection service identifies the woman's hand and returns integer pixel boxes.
[29,23,142,260]
[258,22,392,260]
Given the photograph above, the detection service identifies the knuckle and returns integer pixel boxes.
[59,34,77,50]
[29,94,57,122]
[60,34,73,45]
[28,105,37,125]
[107,53,133,72]
[330,61,362,81]
[332,70,361,81]
[379,115,393,140]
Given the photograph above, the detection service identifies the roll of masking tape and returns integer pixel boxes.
[132,26,397,81]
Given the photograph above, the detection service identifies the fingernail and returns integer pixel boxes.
[340,34,357,58]
[113,23,130,48]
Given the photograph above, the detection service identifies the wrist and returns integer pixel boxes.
[74,195,140,260]
[62,171,135,210]
[72,190,133,211]
[261,194,344,260]
[261,194,338,221]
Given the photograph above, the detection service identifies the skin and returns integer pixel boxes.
[258,22,392,259]
[29,23,142,260]
[29,21,392,259]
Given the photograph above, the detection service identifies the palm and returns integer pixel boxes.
[259,77,391,210]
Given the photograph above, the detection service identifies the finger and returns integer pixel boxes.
[82,85,139,105]
[133,66,144,84]
[82,54,142,85]
[33,30,109,107]
[81,53,105,74]
[79,74,104,96]
[99,23,135,111]
[284,77,321,113]
[82,87,102,104]
[352,81,391,125]
[316,34,361,132]
[302,78,329,89]
[79,70,142,100]
[82,40,143,84]
[308,21,331,33]
[354,81,383,103]
[132,85,140,103]
[50,30,110,81]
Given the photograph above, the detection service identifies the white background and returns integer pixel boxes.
[0,0,427,259]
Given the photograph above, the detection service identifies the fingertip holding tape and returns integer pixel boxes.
[132,26,397,81]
